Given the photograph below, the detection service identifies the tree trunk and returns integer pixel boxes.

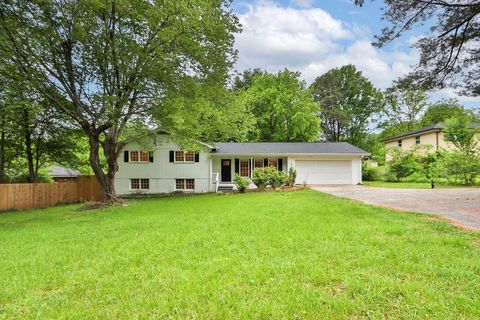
[87,133,118,202]
[22,108,36,183]
[0,129,5,183]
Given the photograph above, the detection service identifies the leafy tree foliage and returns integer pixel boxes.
[420,99,469,127]
[310,65,384,149]
[0,0,239,199]
[354,0,480,95]
[236,69,320,142]
[232,68,266,91]
[379,88,428,138]
[443,115,479,156]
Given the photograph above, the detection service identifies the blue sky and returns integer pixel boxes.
[231,0,479,108]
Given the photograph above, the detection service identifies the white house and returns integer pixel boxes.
[115,134,368,195]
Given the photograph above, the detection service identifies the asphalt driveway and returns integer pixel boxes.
[312,185,480,231]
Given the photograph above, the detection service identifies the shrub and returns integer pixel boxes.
[387,148,422,181]
[362,165,380,181]
[263,166,288,188]
[439,152,480,184]
[286,167,297,186]
[252,168,269,190]
[233,174,250,193]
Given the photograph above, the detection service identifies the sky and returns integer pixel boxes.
[231,0,480,109]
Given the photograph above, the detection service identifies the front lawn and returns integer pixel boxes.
[363,180,478,189]
[1,190,479,319]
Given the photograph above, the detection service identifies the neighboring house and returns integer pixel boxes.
[381,123,480,160]
[47,165,81,182]
[115,134,368,194]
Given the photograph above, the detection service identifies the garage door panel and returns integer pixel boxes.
[295,160,352,185]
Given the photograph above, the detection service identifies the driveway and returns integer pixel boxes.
[312,185,480,231]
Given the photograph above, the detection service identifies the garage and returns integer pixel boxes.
[295,160,352,185]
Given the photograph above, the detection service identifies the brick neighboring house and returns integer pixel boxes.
[381,123,480,160]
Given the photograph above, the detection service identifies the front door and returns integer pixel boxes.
[221,159,232,182]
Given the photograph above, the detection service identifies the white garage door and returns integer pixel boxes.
[295,160,352,185]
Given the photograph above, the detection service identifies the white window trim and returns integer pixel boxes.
[239,160,250,177]
[174,151,195,163]
[130,178,150,190]
[129,151,149,163]
[175,179,195,191]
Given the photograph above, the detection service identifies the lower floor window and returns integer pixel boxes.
[176,179,195,190]
[131,178,149,190]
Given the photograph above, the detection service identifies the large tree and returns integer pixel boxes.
[310,65,384,148]
[235,69,320,142]
[379,87,428,138]
[0,0,239,200]
[354,0,480,95]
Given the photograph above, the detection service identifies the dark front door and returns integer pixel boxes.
[221,159,231,182]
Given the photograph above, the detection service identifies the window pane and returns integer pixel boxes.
[176,179,185,189]
[175,151,184,162]
[269,159,277,169]
[140,151,149,162]
[130,151,139,162]
[141,179,149,189]
[131,179,139,189]
[185,179,195,190]
[185,151,194,162]
[240,160,249,177]
[254,159,263,168]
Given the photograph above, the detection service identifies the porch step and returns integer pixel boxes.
[217,185,234,192]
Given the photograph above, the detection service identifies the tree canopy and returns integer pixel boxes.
[310,64,384,149]
[235,69,320,142]
[0,0,240,199]
[354,0,480,95]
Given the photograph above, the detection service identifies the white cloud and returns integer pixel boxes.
[234,1,416,89]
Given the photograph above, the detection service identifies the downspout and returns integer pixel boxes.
[436,131,439,151]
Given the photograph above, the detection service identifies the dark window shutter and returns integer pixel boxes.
[235,158,239,174]
[195,152,199,162]
[264,158,268,167]
[149,151,154,163]
[169,151,174,162]
[278,158,283,171]
[124,150,129,162]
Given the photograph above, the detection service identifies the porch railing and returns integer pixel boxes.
[212,172,219,192]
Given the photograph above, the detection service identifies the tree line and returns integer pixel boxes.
[0,0,479,201]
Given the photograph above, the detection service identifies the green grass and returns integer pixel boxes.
[363,180,479,189]
[1,190,479,319]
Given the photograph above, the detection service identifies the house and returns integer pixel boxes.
[47,165,81,182]
[115,134,368,194]
[381,123,480,160]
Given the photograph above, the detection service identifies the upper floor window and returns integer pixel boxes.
[415,136,421,145]
[130,151,149,163]
[398,140,402,147]
[175,150,195,163]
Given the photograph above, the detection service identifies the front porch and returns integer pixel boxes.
[210,156,288,192]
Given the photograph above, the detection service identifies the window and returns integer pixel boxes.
[398,140,402,147]
[140,151,149,162]
[131,179,149,190]
[129,151,149,163]
[254,159,264,169]
[175,150,195,163]
[141,179,149,189]
[240,160,249,177]
[176,179,195,190]
[268,159,278,169]
[415,136,421,145]
[131,178,139,189]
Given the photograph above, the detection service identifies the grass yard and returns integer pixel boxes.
[1,190,479,319]
[363,180,479,189]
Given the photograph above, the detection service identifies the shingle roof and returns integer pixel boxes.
[211,142,368,155]
[47,165,81,178]
[381,124,444,142]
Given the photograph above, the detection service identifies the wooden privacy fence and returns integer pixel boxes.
[0,176,105,212]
